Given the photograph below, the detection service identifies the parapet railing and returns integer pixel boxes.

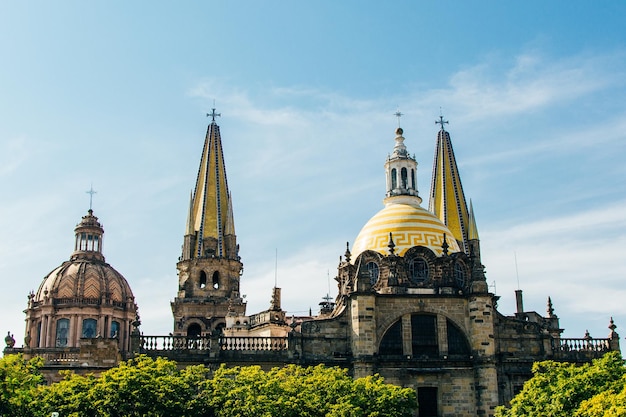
[552,338,611,356]
[11,347,82,365]
[220,336,288,351]
[136,335,289,353]
[139,335,212,351]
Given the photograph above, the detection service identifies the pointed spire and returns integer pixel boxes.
[185,190,194,235]
[429,116,471,254]
[182,111,235,260]
[468,200,479,241]
[224,192,236,236]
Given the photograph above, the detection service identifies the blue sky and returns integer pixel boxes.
[1,1,625,345]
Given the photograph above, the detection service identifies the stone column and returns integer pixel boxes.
[468,294,498,416]
[350,294,377,378]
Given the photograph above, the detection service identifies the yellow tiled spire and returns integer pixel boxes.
[183,109,234,259]
[468,199,479,241]
[428,116,471,253]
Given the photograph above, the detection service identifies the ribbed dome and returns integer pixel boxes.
[34,260,134,306]
[33,209,135,306]
[351,196,460,262]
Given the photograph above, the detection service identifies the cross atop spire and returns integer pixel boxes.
[435,114,449,131]
[86,185,97,211]
[394,109,403,127]
[207,108,221,122]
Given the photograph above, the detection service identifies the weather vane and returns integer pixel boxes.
[86,185,97,211]
[394,109,403,128]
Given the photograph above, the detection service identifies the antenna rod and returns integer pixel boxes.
[327,270,331,296]
[275,248,278,288]
[514,251,520,290]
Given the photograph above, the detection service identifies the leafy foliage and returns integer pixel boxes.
[205,364,416,417]
[33,356,211,417]
[0,354,44,417]
[5,355,416,417]
[496,351,626,417]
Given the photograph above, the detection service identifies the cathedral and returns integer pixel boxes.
[5,110,620,417]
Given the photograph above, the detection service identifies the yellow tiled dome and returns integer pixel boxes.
[351,196,460,262]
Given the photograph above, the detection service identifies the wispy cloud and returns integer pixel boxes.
[0,136,32,177]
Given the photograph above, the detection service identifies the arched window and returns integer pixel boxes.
[110,321,120,338]
[409,257,429,283]
[447,320,471,356]
[365,261,379,285]
[187,323,201,338]
[82,319,97,338]
[36,322,42,348]
[411,169,416,189]
[212,271,220,289]
[454,262,466,287]
[401,168,408,189]
[411,314,438,357]
[391,168,397,189]
[56,318,69,347]
[379,320,403,356]
[199,271,207,289]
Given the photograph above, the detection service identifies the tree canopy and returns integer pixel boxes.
[0,354,45,417]
[496,351,626,417]
[0,354,417,417]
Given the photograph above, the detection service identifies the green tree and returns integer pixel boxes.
[29,356,416,416]
[577,373,626,417]
[205,364,417,417]
[34,355,210,417]
[32,371,98,417]
[496,352,625,417]
[0,354,44,417]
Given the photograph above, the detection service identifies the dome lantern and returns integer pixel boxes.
[71,209,104,262]
[384,127,421,202]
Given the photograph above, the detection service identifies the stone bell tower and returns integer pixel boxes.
[171,110,245,337]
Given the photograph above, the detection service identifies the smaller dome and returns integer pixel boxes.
[33,210,135,307]
[351,197,460,262]
[34,260,134,305]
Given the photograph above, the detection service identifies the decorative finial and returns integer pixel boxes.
[394,109,403,128]
[387,232,396,255]
[435,114,449,131]
[441,233,449,256]
[344,242,351,263]
[546,297,555,317]
[609,317,617,332]
[207,107,221,122]
[86,185,97,211]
